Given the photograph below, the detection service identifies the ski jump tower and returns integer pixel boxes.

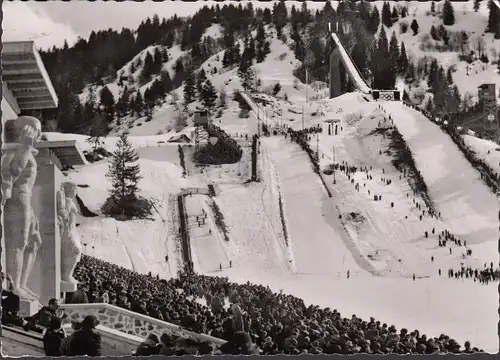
[327,21,400,101]
[193,109,210,151]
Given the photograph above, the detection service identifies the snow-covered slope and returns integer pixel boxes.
[379,0,500,100]
[382,101,499,242]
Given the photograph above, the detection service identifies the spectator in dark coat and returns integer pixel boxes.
[59,322,82,356]
[68,315,102,356]
[134,334,161,356]
[43,317,66,356]
[26,298,67,330]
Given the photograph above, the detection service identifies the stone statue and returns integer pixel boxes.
[2,116,42,301]
[57,182,83,284]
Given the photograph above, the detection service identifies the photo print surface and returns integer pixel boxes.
[1,0,499,357]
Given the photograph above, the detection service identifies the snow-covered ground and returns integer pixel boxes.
[214,129,497,352]
[57,90,498,354]
[48,4,500,351]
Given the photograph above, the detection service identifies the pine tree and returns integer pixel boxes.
[233,43,242,64]
[430,25,439,40]
[391,6,399,22]
[389,31,400,76]
[99,86,115,123]
[201,79,217,112]
[238,51,255,91]
[487,0,500,34]
[222,49,231,67]
[474,0,481,12]
[369,6,380,34]
[411,19,419,35]
[160,70,173,93]
[248,36,256,60]
[105,133,144,216]
[116,86,130,117]
[183,72,196,104]
[405,62,416,83]
[140,52,155,84]
[300,2,311,25]
[134,91,144,116]
[427,59,439,90]
[381,2,393,27]
[398,42,409,75]
[86,111,106,152]
[153,47,163,74]
[401,7,408,18]
[196,68,207,97]
[431,1,436,13]
[442,0,455,26]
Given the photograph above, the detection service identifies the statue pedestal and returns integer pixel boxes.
[60,281,78,293]
[18,299,41,318]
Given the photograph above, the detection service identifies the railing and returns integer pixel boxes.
[60,303,226,345]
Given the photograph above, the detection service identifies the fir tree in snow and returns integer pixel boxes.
[196,68,207,97]
[487,0,500,34]
[401,6,408,18]
[153,47,163,74]
[300,2,311,25]
[183,72,196,104]
[391,6,399,22]
[238,57,255,91]
[398,42,409,75]
[431,1,436,13]
[410,19,419,35]
[104,133,150,218]
[389,31,400,74]
[248,36,256,60]
[140,52,155,84]
[405,62,416,83]
[430,25,438,40]
[381,2,393,28]
[233,43,242,65]
[474,0,481,12]
[116,86,130,117]
[99,86,115,123]
[368,6,380,34]
[201,79,217,112]
[442,0,455,26]
[86,111,106,152]
[133,91,144,116]
[160,69,173,93]
[273,82,282,96]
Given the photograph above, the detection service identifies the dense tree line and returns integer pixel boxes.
[37,0,482,137]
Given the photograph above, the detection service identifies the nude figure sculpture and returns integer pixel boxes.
[2,116,43,301]
[57,182,83,284]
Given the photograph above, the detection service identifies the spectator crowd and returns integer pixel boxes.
[57,255,485,355]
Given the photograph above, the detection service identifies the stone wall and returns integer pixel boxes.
[60,303,226,345]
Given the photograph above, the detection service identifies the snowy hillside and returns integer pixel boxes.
[36,1,500,354]
[376,0,500,100]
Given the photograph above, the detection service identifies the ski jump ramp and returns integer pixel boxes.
[330,32,372,94]
[330,32,400,101]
